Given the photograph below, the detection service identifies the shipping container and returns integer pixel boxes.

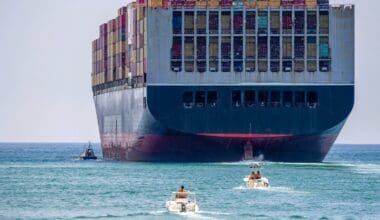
[319,38,329,59]
[234,37,243,59]
[222,61,231,72]
[270,61,280,72]
[307,60,317,72]
[269,0,281,8]
[185,11,194,34]
[172,11,182,34]
[221,36,231,59]
[209,36,219,59]
[246,36,256,58]
[246,11,256,34]
[283,60,292,72]
[221,0,233,8]
[185,61,194,72]
[148,0,162,8]
[233,11,243,34]
[258,11,268,34]
[307,11,317,34]
[184,0,196,8]
[208,0,220,8]
[319,60,330,72]
[209,61,218,72]
[258,61,268,72]
[118,7,127,16]
[305,0,317,8]
[197,36,206,59]
[233,0,244,9]
[258,36,268,59]
[246,60,255,72]
[270,36,280,59]
[171,0,184,8]
[171,36,182,59]
[295,11,304,34]
[209,11,219,34]
[281,0,293,7]
[196,0,207,8]
[270,11,280,34]
[257,0,269,8]
[294,0,305,7]
[197,11,206,34]
[282,11,292,34]
[221,11,231,34]
[162,0,171,8]
[244,0,257,8]
[319,11,329,34]
[317,0,329,8]
[185,37,194,59]
[307,37,317,59]
[294,60,304,72]
[282,36,292,59]
[197,60,206,72]
[294,36,304,58]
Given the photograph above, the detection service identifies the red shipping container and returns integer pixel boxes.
[184,0,196,8]
[281,0,293,7]
[162,0,171,8]
[220,0,233,7]
[171,0,185,8]
[293,0,305,7]
[137,0,145,6]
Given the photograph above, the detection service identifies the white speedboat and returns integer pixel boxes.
[243,163,270,188]
[166,192,199,213]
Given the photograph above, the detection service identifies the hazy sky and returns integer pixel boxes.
[0,0,379,144]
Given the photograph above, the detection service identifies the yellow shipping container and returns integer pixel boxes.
[244,0,257,8]
[257,0,269,8]
[196,0,207,8]
[269,0,280,8]
[208,0,220,8]
[305,0,317,8]
[149,0,162,8]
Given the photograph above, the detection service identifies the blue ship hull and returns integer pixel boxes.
[94,84,353,162]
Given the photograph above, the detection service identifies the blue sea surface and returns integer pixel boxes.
[0,143,379,219]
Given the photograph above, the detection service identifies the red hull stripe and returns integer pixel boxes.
[197,133,292,138]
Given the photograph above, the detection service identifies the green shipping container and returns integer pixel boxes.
[259,16,268,28]
[319,43,329,58]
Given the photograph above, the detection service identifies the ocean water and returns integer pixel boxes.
[0,143,379,220]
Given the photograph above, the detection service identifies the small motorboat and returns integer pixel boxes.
[166,192,199,213]
[79,142,97,160]
[243,163,269,188]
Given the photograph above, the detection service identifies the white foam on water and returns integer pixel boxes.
[233,185,308,194]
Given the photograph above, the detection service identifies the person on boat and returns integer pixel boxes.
[249,171,256,180]
[255,171,262,179]
[176,185,188,199]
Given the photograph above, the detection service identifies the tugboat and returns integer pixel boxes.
[79,142,97,160]
[243,163,269,188]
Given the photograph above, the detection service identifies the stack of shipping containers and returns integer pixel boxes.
[92,0,332,88]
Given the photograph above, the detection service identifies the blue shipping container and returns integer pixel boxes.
[319,43,329,58]
[258,16,268,29]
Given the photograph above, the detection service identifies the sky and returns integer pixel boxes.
[0,0,379,144]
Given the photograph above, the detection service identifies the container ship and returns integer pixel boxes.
[91,0,354,162]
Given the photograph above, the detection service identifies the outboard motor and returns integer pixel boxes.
[180,203,186,212]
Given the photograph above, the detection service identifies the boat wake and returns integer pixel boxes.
[233,185,308,194]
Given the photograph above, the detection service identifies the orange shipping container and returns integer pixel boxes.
[244,0,257,8]
[148,0,162,8]
[208,0,220,8]
[305,0,317,8]
[269,0,280,8]
[196,0,207,8]
[257,0,269,8]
